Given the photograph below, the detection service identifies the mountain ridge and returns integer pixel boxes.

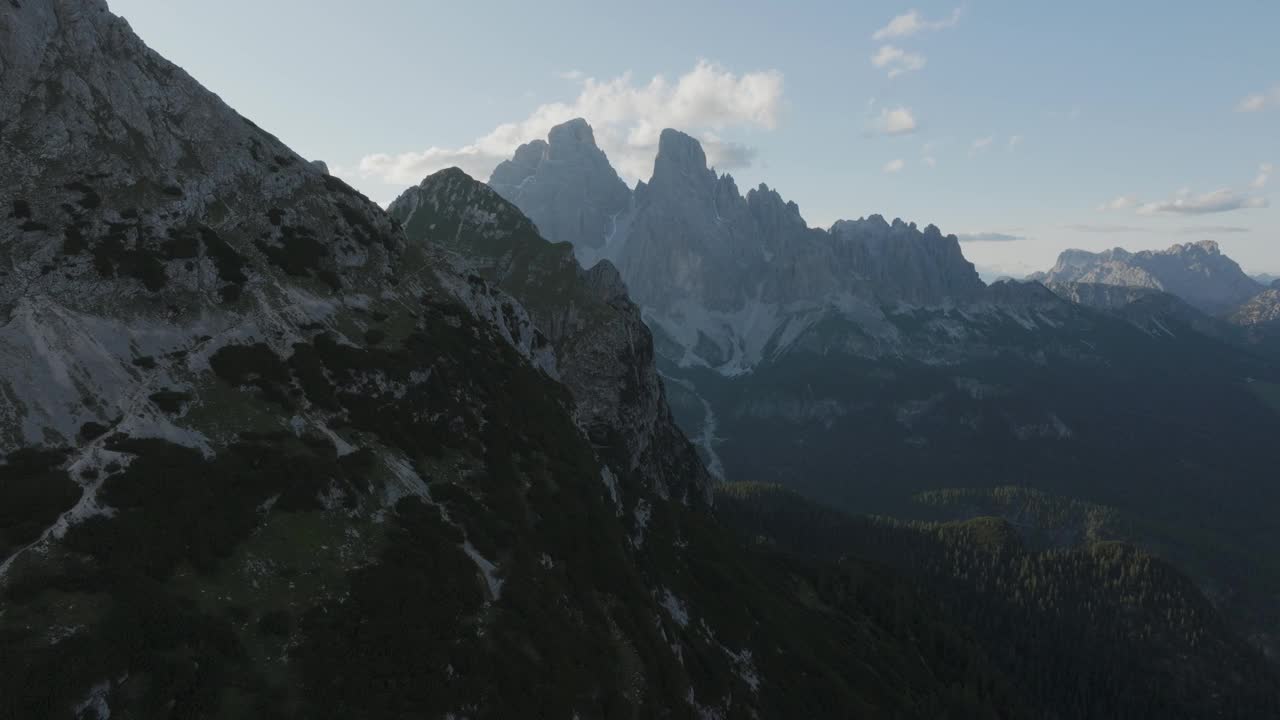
[1034,240,1264,315]
[490,118,986,373]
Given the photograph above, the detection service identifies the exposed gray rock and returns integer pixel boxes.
[490,119,985,373]
[389,168,712,507]
[1038,241,1263,315]
[489,117,631,254]
[1230,288,1280,327]
[827,218,984,305]
[1044,280,1164,310]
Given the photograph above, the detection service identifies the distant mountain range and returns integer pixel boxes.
[490,118,1280,663]
[492,122,987,373]
[1031,241,1266,315]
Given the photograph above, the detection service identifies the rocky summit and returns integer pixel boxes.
[492,121,986,372]
[1034,240,1265,315]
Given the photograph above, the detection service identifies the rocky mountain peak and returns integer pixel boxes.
[747,183,807,237]
[828,215,984,304]
[391,168,712,506]
[491,120,993,370]
[546,116,598,151]
[1039,240,1262,314]
[489,119,630,256]
[652,128,712,184]
[582,259,629,302]
[1182,239,1221,254]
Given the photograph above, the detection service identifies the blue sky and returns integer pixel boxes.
[109,0,1279,277]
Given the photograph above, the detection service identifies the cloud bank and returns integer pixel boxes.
[355,60,784,189]
[874,106,918,135]
[871,45,926,77]
[958,232,1027,243]
[1137,189,1268,215]
[1236,86,1280,112]
[872,8,962,40]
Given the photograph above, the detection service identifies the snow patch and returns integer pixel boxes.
[632,498,652,547]
[662,373,725,480]
[462,540,504,601]
[660,587,690,628]
[73,681,112,720]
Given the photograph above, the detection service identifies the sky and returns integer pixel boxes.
[108,0,1279,279]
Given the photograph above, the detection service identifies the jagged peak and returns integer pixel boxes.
[547,117,598,149]
[416,165,482,191]
[746,183,805,226]
[582,259,629,302]
[397,166,536,235]
[510,138,548,162]
[654,128,709,176]
[1172,239,1221,255]
[716,173,740,197]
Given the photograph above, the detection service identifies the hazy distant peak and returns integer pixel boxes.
[547,117,597,148]
[654,128,710,176]
[1039,240,1262,314]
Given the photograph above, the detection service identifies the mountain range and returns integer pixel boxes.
[1031,240,1267,315]
[489,118,1280,662]
[3,1,1280,717]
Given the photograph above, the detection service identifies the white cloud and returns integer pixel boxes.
[1065,223,1148,233]
[1097,195,1138,211]
[871,45,927,78]
[1178,225,1250,234]
[356,59,785,188]
[1066,222,1247,235]
[874,106,918,135]
[701,132,760,170]
[872,8,962,40]
[1137,188,1269,215]
[1254,162,1273,189]
[923,155,937,168]
[883,158,905,173]
[957,232,1026,243]
[1047,105,1083,121]
[1236,86,1280,112]
[557,69,585,81]
[1008,135,1023,150]
[970,136,993,154]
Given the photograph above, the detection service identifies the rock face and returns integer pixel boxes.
[1044,280,1164,310]
[1,0,414,451]
[388,167,712,507]
[489,118,631,254]
[491,120,984,372]
[827,217,984,305]
[1037,241,1264,315]
[1231,288,1280,327]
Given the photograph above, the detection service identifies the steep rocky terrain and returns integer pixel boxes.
[493,123,983,372]
[1232,288,1280,327]
[0,2,1117,718]
[490,119,1280,663]
[388,167,712,509]
[489,118,632,257]
[1034,241,1264,314]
